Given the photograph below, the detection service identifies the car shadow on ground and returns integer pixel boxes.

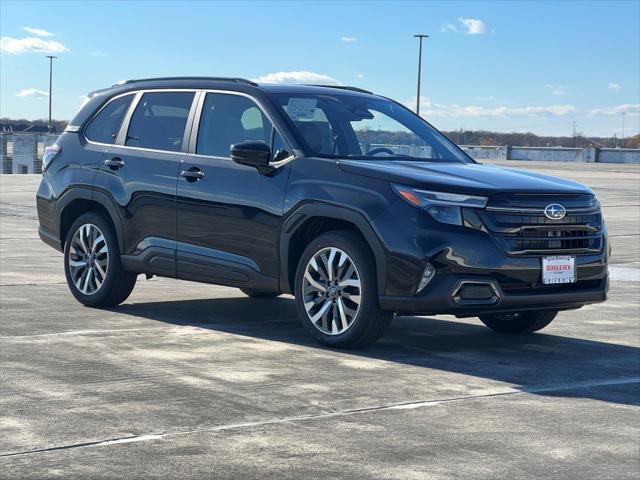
[115,295,640,407]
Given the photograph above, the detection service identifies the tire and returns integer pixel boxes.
[63,211,137,308]
[294,230,393,348]
[240,288,281,299]
[479,311,558,333]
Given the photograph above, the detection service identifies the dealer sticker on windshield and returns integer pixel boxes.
[286,98,318,121]
[542,255,576,284]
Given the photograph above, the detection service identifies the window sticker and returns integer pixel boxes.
[286,98,318,121]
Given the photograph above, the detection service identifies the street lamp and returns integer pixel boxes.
[414,34,429,115]
[46,55,57,133]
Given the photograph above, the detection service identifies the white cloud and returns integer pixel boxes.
[589,104,639,116]
[1,36,69,54]
[545,84,568,96]
[16,88,49,98]
[408,96,575,118]
[253,71,341,85]
[608,83,622,92]
[356,73,364,79]
[22,26,54,37]
[459,17,487,35]
[90,49,108,57]
[341,36,357,43]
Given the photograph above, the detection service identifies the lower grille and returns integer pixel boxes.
[500,279,602,293]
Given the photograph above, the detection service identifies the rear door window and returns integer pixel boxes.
[85,94,133,144]
[125,91,195,152]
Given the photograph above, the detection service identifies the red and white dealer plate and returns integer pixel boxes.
[542,255,576,285]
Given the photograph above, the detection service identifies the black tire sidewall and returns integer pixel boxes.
[294,231,380,348]
[63,212,124,307]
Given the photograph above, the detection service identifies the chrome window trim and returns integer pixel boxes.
[82,87,296,162]
[190,89,296,168]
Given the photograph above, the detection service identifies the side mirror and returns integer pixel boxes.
[230,141,272,173]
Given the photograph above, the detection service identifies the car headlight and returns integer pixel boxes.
[392,184,488,226]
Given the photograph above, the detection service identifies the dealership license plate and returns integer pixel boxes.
[542,256,576,284]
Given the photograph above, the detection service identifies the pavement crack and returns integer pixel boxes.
[2,376,639,458]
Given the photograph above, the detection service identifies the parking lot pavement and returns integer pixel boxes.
[1,162,639,479]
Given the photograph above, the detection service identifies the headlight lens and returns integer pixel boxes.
[392,184,488,226]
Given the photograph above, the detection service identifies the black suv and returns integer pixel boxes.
[37,77,609,348]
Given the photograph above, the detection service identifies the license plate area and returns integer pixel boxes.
[542,255,576,284]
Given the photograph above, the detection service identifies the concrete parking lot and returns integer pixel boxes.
[1,160,639,479]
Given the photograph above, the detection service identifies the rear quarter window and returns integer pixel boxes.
[84,94,133,144]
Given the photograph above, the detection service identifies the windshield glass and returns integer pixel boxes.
[273,93,470,163]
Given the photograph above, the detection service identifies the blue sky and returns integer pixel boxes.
[1,0,639,137]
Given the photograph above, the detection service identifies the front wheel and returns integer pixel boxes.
[479,311,558,333]
[294,231,393,349]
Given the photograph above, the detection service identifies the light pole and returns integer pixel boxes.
[46,55,57,133]
[622,111,626,146]
[414,34,429,116]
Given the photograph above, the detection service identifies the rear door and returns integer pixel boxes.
[176,91,293,289]
[96,90,196,276]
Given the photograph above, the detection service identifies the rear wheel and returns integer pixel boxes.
[479,311,558,333]
[64,212,137,308]
[294,231,393,348]
[240,288,281,299]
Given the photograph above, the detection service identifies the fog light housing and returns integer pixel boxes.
[417,263,436,294]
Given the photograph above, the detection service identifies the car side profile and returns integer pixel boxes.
[37,77,609,348]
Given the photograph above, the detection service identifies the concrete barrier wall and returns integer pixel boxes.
[511,146,598,162]
[461,144,638,164]
[12,135,38,174]
[461,145,508,160]
[599,148,640,164]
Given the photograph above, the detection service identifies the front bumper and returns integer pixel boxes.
[371,196,609,315]
[379,273,608,317]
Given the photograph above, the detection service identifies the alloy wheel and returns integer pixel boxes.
[68,223,109,295]
[302,247,362,335]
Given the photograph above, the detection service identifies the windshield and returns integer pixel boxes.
[273,93,470,163]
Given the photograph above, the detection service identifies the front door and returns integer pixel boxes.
[176,91,292,290]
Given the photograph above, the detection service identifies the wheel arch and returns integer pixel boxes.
[56,188,124,253]
[279,203,388,295]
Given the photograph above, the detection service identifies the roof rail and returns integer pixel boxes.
[307,85,373,95]
[113,77,258,87]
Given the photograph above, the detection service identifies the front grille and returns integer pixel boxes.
[479,194,603,255]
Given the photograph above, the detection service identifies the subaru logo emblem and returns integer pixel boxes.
[544,203,567,220]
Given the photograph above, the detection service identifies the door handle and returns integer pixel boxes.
[181,167,204,182]
[104,157,124,170]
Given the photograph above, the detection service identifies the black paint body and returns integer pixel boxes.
[37,79,609,317]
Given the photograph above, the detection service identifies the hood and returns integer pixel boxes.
[338,160,593,195]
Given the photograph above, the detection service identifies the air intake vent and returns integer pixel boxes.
[452,282,499,305]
